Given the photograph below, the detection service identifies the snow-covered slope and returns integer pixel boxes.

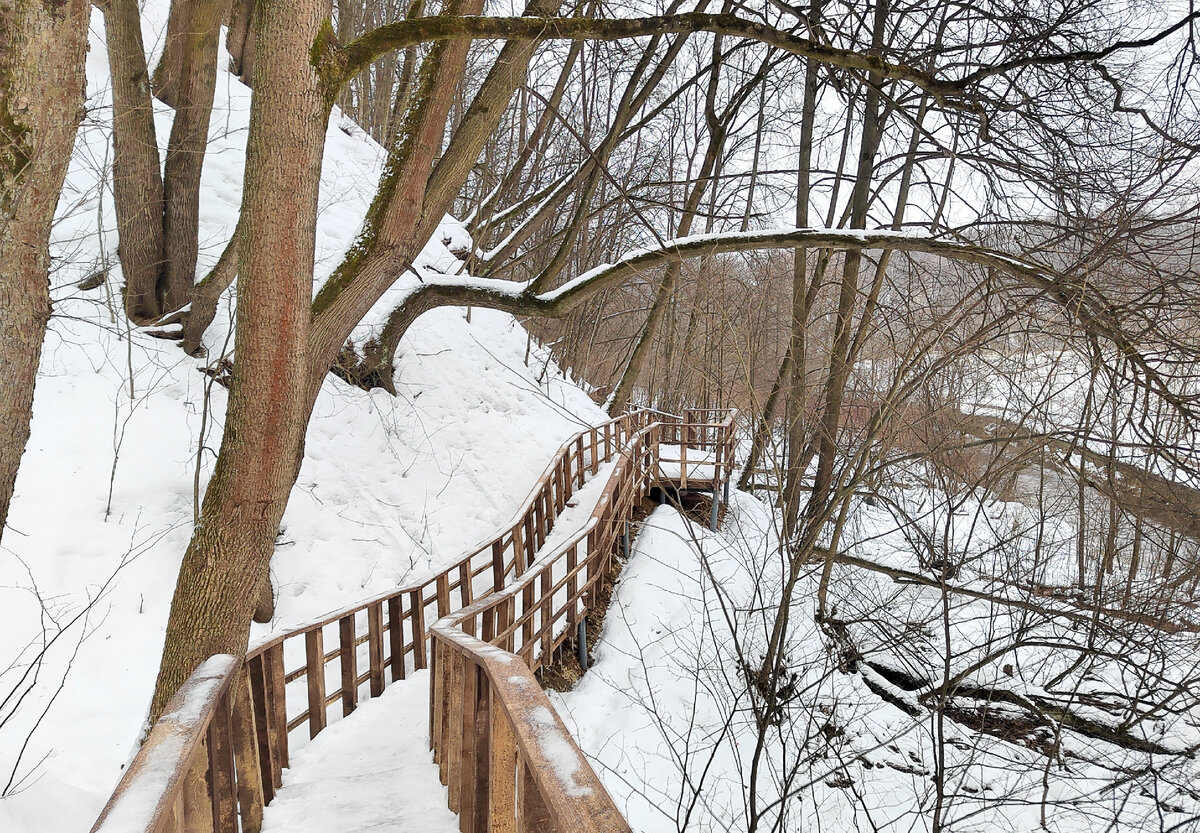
[0,7,605,832]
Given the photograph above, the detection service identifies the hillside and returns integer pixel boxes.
[0,9,605,831]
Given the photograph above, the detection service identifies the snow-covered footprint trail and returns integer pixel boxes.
[260,464,617,833]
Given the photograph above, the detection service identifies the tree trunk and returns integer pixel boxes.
[151,0,332,720]
[0,0,90,542]
[152,0,193,107]
[101,0,167,325]
[161,0,227,311]
[227,0,257,86]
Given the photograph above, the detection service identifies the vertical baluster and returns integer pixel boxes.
[436,573,451,619]
[539,566,553,666]
[208,690,237,832]
[368,603,385,698]
[523,514,537,567]
[339,615,357,716]
[574,436,586,487]
[533,497,546,548]
[388,595,406,681]
[521,582,535,665]
[459,562,474,608]
[181,739,213,833]
[431,639,443,758]
[471,676,492,833]
[411,589,428,670]
[488,695,517,832]
[304,629,326,737]
[457,659,478,829]
[519,761,554,833]
[513,522,526,576]
[231,674,265,833]
[266,643,288,772]
[492,539,506,592]
[248,655,279,797]
[590,427,599,472]
[566,543,579,627]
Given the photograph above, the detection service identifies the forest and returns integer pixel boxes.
[2,0,1200,831]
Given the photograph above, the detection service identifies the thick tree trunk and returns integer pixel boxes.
[101,0,168,324]
[160,0,226,311]
[151,0,331,720]
[0,0,90,542]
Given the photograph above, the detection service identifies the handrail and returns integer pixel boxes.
[92,656,239,833]
[427,413,737,832]
[92,406,736,833]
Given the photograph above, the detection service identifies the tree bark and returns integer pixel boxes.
[151,0,332,720]
[152,0,193,106]
[101,0,168,324]
[160,0,227,311]
[0,0,90,542]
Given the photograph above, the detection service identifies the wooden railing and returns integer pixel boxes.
[91,407,736,833]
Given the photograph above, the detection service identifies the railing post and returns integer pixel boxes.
[488,696,518,832]
[339,615,358,716]
[208,689,237,833]
[304,629,326,737]
[411,589,428,670]
[368,602,385,698]
[388,595,406,681]
[232,674,266,833]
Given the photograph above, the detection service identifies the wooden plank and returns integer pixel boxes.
[181,739,213,833]
[388,595,406,681]
[447,652,465,811]
[411,589,428,670]
[539,566,553,667]
[457,659,478,831]
[575,436,586,486]
[207,692,237,833]
[590,427,599,473]
[368,602,385,698]
[459,562,474,607]
[339,614,357,716]
[512,523,526,576]
[523,514,537,567]
[471,676,492,833]
[567,543,579,627]
[519,760,554,833]
[488,695,518,833]
[264,644,288,777]
[248,657,277,802]
[492,540,506,592]
[430,639,443,758]
[231,675,265,833]
[304,630,327,738]
[532,497,545,549]
[521,582,535,663]
[436,573,451,619]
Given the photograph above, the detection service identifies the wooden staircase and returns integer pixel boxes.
[90,408,737,833]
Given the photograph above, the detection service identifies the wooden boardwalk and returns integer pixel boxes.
[90,408,737,833]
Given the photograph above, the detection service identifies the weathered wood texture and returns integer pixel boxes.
[90,408,737,833]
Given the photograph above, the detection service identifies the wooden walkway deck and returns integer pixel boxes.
[90,408,737,833]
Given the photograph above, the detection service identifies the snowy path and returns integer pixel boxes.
[260,671,458,833]
[259,463,618,832]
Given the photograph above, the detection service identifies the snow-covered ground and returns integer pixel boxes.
[554,494,1200,832]
[0,7,605,832]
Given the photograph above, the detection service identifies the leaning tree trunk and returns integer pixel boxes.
[0,0,90,542]
[150,0,331,720]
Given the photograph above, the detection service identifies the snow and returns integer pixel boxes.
[552,491,1200,832]
[0,6,606,832]
[259,671,460,833]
